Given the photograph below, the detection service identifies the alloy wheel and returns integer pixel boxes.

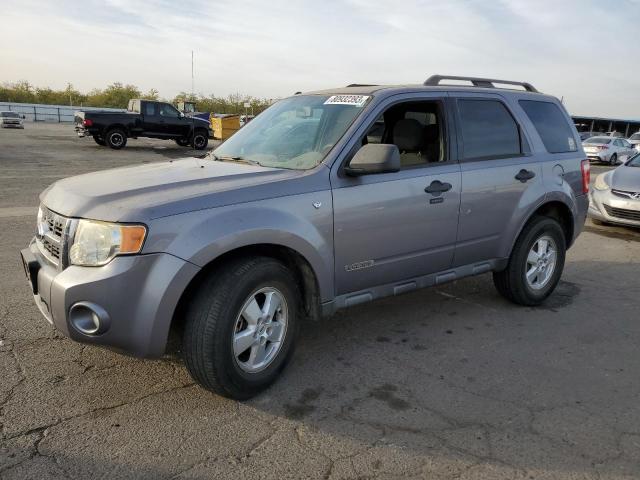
[232,287,288,373]
[525,235,557,290]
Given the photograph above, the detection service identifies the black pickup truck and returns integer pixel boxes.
[74,99,211,150]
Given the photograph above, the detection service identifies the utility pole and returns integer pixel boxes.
[191,50,194,99]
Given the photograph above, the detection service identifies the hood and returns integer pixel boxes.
[610,165,640,192]
[41,158,320,222]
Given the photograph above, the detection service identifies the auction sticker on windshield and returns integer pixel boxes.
[324,95,370,107]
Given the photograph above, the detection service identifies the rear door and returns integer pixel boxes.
[331,93,461,296]
[140,101,164,136]
[451,93,544,266]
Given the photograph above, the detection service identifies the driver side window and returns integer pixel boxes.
[361,100,447,168]
[159,104,180,118]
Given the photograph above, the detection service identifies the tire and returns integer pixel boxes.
[105,128,127,149]
[609,153,617,166]
[191,130,209,150]
[493,216,566,306]
[175,138,190,147]
[183,257,301,399]
[93,135,106,146]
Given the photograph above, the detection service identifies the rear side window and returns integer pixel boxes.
[144,103,156,116]
[519,100,577,153]
[457,99,521,160]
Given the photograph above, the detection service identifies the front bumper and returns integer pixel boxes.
[1,122,24,128]
[20,239,199,357]
[589,189,640,227]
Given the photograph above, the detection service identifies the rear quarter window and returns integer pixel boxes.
[519,100,577,153]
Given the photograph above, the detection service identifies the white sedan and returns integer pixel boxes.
[583,136,636,165]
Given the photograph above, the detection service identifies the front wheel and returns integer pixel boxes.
[191,130,208,150]
[182,257,300,399]
[493,216,566,306]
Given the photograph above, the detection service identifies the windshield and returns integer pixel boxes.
[630,133,640,141]
[211,94,369,170]
[628,153,640,167]
[585,137,611,144]
[1,112,20,118]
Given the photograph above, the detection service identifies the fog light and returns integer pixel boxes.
[69,302,110,335]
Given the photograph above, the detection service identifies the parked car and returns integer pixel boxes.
[579,131,602,141]
[21,75,589,399]
[628,132,640,151]
[74,99,211,150]
[582,136,636,165]
[589,152,640,227]
[0,111,25,128]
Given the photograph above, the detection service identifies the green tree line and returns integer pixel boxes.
[0,81,274,114]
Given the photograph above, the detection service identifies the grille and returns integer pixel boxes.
[612,189,640,200]
[603,204,640,222]
[36,207,69,266]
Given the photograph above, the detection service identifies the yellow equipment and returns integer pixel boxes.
[210,114,241,140]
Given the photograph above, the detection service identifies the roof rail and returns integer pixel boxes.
[424,75,538,93]
[346,83,378,88]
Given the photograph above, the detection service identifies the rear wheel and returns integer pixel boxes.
[105,128,127,149]
[609,153,617,166]
[191,130,208,150]
[493,216,566,306]
[93,135,106,146]
[182,257,300,399]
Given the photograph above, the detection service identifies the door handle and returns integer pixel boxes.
[425,180,452,196]
[515,169,536,183]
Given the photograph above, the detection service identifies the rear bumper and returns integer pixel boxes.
[20,239,200,357]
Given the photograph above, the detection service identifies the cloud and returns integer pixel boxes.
[1,0,638,117]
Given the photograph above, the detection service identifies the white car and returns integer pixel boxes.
[0,111,25,129]
[583,136,636,165]
[628,132,640,151]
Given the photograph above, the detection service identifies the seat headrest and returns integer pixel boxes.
[393,119,423,151]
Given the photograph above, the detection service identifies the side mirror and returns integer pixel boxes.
[344,144,401,176]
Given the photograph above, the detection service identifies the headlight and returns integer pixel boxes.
[69,220,146,266]
[593,173,610,191]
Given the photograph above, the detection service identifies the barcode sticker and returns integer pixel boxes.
[324,95,370,107]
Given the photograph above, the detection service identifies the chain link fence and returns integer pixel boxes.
[0,102,125,123]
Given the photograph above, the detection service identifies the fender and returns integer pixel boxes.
[144,191,335,302]
[502,188,578,259]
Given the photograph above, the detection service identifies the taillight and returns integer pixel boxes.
[83,119,93,127]
[581,159,590,194]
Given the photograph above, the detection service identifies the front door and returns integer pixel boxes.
[331,95,461,295]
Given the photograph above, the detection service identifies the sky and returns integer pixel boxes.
[2,0,639,118]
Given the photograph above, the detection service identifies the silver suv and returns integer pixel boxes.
[20,75,590,399]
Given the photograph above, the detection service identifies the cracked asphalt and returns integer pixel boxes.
[2,123,640,479]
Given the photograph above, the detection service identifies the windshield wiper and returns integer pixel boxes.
[210,153,261,166]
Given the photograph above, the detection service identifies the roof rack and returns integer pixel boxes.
[345,83,379,88]
[424,75,538,93]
